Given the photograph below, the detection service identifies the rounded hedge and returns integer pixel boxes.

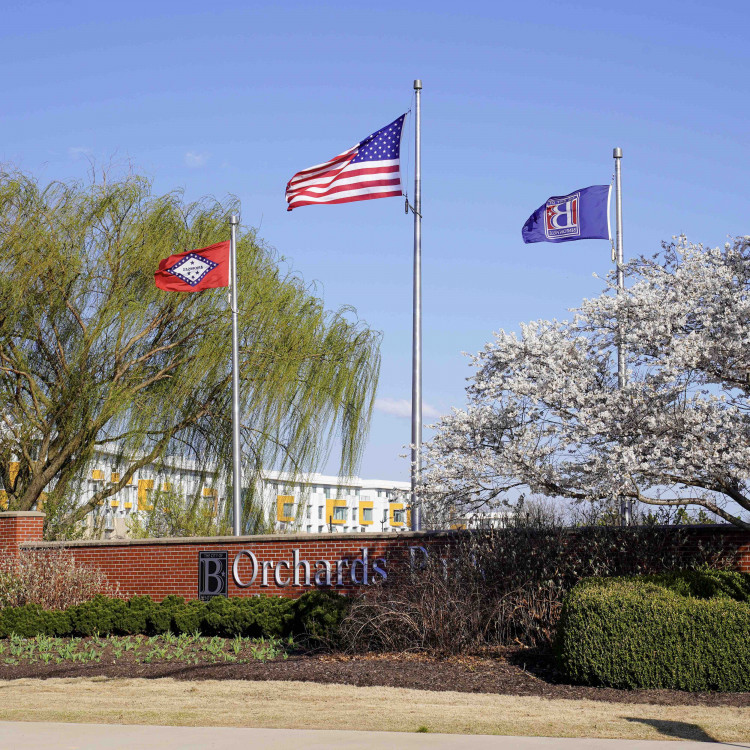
[555,569,750,692]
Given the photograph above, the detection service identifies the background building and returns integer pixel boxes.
[58,454,411,538]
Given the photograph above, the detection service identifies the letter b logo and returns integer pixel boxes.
[544,193,581,239]
[199,551,228,600]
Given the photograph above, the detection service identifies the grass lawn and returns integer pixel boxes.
[1,677,748,742]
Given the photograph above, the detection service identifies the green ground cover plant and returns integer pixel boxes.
[555,569,750,692]
[0,590,347,643]
[0,632,294,667]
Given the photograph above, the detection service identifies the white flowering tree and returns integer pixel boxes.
[422,236,750,530]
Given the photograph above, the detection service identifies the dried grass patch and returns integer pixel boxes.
[0,678,747,742]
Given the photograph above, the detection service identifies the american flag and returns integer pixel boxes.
[286,114,406,211]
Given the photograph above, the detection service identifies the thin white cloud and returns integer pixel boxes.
[184,151,209,168]
[68,146,92,160]
[375,397,441,420]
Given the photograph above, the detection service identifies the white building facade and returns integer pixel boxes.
[261,470,411,534]
[56,454,411,537]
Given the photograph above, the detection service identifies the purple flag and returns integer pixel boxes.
[522,185,611,244]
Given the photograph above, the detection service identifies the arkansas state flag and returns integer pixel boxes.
[522,185,611,244]
[154,241,230,292]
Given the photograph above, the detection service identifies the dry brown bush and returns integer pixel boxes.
[0,548,121,609]
[341,517,727,655]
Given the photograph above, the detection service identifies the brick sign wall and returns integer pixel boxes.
[0,512,747,601]
[0,513,448,600]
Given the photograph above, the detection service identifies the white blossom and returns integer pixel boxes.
[421,237,750,530]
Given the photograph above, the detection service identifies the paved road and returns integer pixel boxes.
[0,723,747,750]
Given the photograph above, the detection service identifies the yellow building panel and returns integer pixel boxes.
[91,469,105,481]
[111,472,120,483]
[109,500,119,508]
[358,500,374,525]
[9,462,19,484]
[276,495,295,522]
[0,490,7,510]
[202,487,215,497]
[162,482,172,492]
[325,498,347,525]
[389,502,405,527]
[137,479,154,504]
[124,502,133,509]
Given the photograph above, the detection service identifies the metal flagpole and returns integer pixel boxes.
[613,148,630,526]
[410,79,423,531]
[230,214,243,536]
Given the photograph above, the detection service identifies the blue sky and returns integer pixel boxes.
[2,0,747,480]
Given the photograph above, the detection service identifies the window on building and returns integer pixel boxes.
[333,506,346,521]
[282,502,294,518]
[353,488,360,497]
[318,506,323,520]
[362,507,373,522]
[351,508,357,522]
[306,506,311,519]
[393,509,405,524]
[306,525,312,533]
[324,486,332,496]
[318,525,325,533]
[360,526,366,533]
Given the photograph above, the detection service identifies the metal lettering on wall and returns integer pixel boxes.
[212,546,431,591]
[198,551,228,600]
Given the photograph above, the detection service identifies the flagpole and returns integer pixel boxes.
[613,148,630,526]
[230,214,243,536]
[410,79,422,531]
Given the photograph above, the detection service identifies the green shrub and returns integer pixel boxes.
[201,596,294,638]
[293,590,350,644]
[171,600,206,635]
[118,595,155,635]
[0,591,348,642]
[252,597,295,639]
[67,595,127,636]
[556,570,750,691]
[0,603,45,637]
[148,595,184,634]
[640,568,750,602]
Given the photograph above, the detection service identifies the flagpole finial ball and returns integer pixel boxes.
[613,147,623,159]
[413,79,422,90]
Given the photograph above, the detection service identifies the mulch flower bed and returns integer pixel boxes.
[0,634,747,707]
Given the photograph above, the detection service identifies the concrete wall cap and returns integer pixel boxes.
[21,529,455,549]
[0,511,46,518]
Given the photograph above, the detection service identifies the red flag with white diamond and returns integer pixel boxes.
[154,240,230,292]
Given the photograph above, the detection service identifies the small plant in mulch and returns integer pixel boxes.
[0,632,296,668]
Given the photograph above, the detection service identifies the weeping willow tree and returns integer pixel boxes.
[0,170,380,536]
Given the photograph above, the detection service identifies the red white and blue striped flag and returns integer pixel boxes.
[286,114,406,211]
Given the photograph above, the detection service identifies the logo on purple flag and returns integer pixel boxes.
[522,185,611,244]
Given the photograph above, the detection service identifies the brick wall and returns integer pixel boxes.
[1,512,747,601]
[0,512,45,558]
